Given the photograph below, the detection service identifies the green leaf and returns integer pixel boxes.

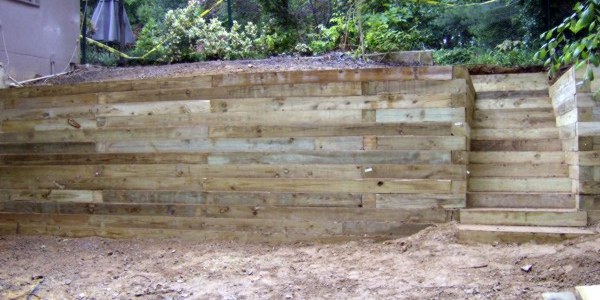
[587,67,595,81]
[590,54,600,66]
[545,29,554,40]
[576,60,587,69]
[573,4,596,33]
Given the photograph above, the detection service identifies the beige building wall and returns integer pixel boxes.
[0,0,80,82]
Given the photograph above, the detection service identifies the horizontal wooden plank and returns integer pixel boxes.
[0,189,102,203]
[473,108,555,129]
[210,94,456,113]
[375,194,465,209]
[460,208,587,227]
[4,82,364,110]
[207,150,452,165]
[0,100,212,121]
[579,181,600,194]
[0,202,449,222]
[375,136,466,150]
[0,153,209,165]
[363,79,467,95]
[471,128,559,139]
[376,108,465,123]
[0,164,457,180]
[104,110,364,128]
[472,73,548,92]
[467,192,575,209]
[0,176,203,190]
[468,178,572,192]
[458,224,593,244]
[475,97,551,110]
[208,123,453,138]
[578,122,600,137]
[203,178,455,194]
[0,142,97,154]
[96,137,321,153]
[210,67,428,87]
[98,82,364,104]
[469,163,568,177]
[101,190,366,207]
[0,76,213,100]
[360,164,465,179]
[0,126,210,144]
[468,151,566,164]
[576,151,600,166]
[471,139,562,151]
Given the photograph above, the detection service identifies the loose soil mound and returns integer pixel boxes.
[1,224,598,299]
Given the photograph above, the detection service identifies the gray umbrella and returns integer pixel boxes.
[90,0,135,44]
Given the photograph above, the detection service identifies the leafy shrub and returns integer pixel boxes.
[157,2,267,62]
[86,45,120,66]
[305,2,433,55]
[536,0,600,80]
[434,46,540,66]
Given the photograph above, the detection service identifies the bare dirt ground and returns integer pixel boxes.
[26,54,545,86]
[1,224,599,300]
[33,55,387,86]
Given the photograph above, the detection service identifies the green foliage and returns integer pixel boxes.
[86,44,120,67]
[306,1,434,55]
[536,0,600,80]
[158,2,266,62]
[434,46,540,66]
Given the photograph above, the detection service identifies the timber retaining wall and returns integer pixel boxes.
[0,66,475,241]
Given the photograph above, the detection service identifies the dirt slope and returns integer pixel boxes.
[1,224,599,300]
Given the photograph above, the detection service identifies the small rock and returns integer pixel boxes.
[77,293,86,300]
[65,279,72,285]
[248,64,254,68]
[171,249,176,254]
[542,291,576,300]
[177,279,184,283]
[521,264,533,272]
[285,294,293,299]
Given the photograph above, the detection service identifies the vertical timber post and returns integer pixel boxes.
[118,0,126,64]
[81,0,87,64]
[227,0,233,31]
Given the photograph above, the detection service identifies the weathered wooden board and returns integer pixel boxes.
[0,201,450,223]
[375,194,465,209]
[472,73,548,92]
[210,94,455,113]
[473,108,556,129]
[376,108,465,123]
[460,208,587,227]
[471,139,562,151]
[469,163,568,177]
[475,97,551,110]
[471,128,559,139]
[469,151,566,164]
[0,153,210,165]
[203,178,455,194]
[0,126,210,144]
[0,100,212,121]
[467,192,575,209]
[363,79,467,95]
[0,142,97,154]
[0,189,102,203]
[206,150,452,165]
[0,164,462,180]
[468,178,572,193]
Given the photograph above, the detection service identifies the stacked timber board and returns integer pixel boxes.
[458,72,592,243]
[550,66,600,225]
[0,66,473,242]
